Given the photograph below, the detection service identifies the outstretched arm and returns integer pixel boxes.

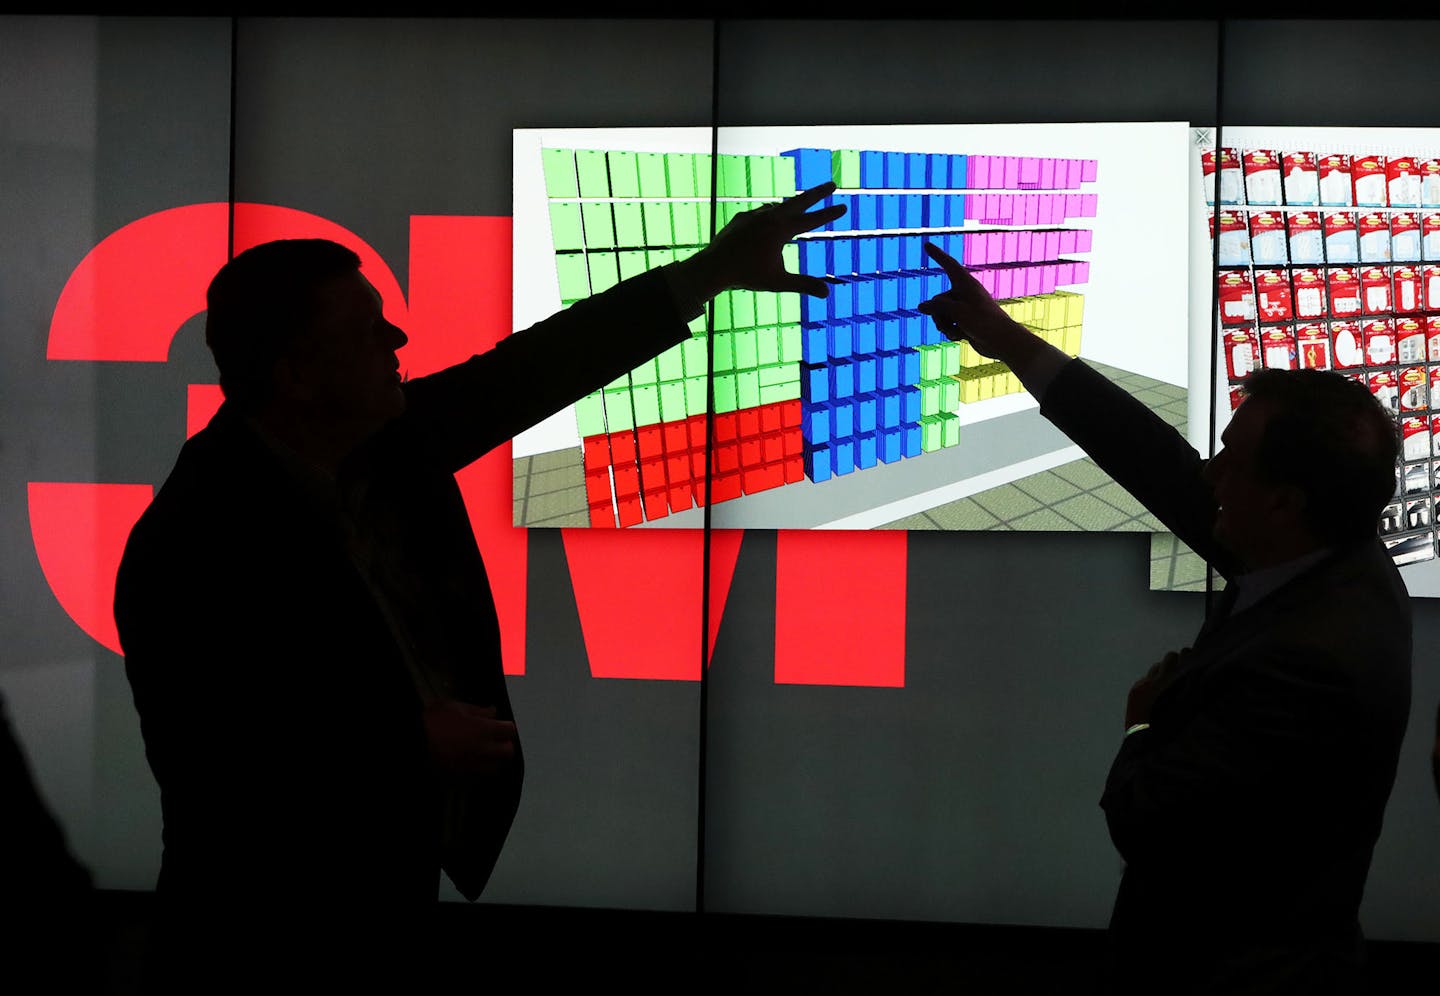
[917,242,1231,570]
[405,182,847,471]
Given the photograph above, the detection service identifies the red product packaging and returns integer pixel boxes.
[1217,209,1251,265]
[1223,327,1262,380]
[1218,269,1256,326]
[1362,317,1396,366]
[1323,211,1359,263]
[1360,265,1393,314]
[1391,211,1422,262]
[1388,156,1422,207]
[1424,213,1440,261]
[1287,210,1325,264]
[1352,154,1388,207]
[1243,149,1282,205]
[1260,325,1297,370]
[1425,265,1440,310]
[1331,320,1364,369]
[1319,154,1353,206]
[1428,316,1440,362]
[1396,315,1426,363]
[1248,210,1288,264]
[1290,267,1328,319]
[1400,366,1429,412]
[1423,160,1440,206]
[1229,384,1246,412]
[1202,147,1243,204]
[1282,151,1320,206]
[1393,265,1423,315]
[1254,268,1293,322]
[1403,415,1431,461]
[1358,212,1392,262]
[1296,322,1331,369]
[1327,267,1361,317]
[1368,368,1399,413]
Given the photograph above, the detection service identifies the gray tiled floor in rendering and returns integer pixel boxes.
[511,361,1209,591]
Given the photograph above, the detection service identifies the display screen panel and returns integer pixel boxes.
[1190,125,1440,596]
[513,123,1193,531]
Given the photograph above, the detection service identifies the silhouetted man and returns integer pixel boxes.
[114,184,843,993]
[919,243,1411,996]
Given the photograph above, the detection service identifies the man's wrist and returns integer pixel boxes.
[663,253,723,321]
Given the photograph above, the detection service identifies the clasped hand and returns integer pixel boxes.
[1124,649,1190,729]
[423,699,517,784]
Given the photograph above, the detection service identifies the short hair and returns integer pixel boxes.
[204,239,362,408]
[1241,368,1399,546]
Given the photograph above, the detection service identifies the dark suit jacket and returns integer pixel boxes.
[114,270,689,990]
[1041,360,1412,995]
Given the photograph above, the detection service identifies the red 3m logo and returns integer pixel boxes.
[31,204,907,686]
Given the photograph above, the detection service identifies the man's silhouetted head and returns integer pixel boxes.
[1206,369,1397,565]
[205,239,364,409]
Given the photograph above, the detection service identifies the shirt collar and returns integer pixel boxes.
[1229,547,1333,616]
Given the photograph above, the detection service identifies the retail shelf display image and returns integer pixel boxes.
[513,124,1191,531]
[1193,126,1440,597]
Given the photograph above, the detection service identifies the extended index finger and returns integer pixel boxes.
[782,180,838,212]
[924,241,968,281]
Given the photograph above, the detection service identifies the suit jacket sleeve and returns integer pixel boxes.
[1038,358,1241,579]
[397,267,691,474]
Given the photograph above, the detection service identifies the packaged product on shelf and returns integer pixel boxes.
[1423,159,1440,208]
[1358,212,1393,263]
[1218,269,1256,325]
[1261,325,1297,370]
[1327,266,1362,317]
[1425,212,1440,260]
[1363,318,1396,366]
[1229,383,1246,411]
[1291,267,1328,319]
[1404,459,1431,494]
[1396,316,1425,362]
[1331,319,1364,368]
[1352,155,1388,207]
[1287,210,1324,264]
[1384,531,1434,565]
[1388,156,1422,208]
[1394,267,1422,314]
[1361,266,1393,314]
[1405,496,1431,530]
[1254,268,1293,322]
[1323,211,1359,264]
[1223,327,1262,380]
[1319,154,1354,206]
[1217,209,1251,266]
[1380,500,1404,536]
[1243,150,1282,206]
[1391,212,1422,262]
[1296,322,1331,369]
[1202,148,1244,205]
[1403,416,1432,461]
[1428,316,1440,361]
[1282,151,1320,206]
[1432,412,1440,457]
[1249,210,1287,265]
[1425,266,1440,311]
[1368,368,1399,413]
[1400,366,1429,412]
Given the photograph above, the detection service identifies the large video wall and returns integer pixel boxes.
[2,16,1438,941]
